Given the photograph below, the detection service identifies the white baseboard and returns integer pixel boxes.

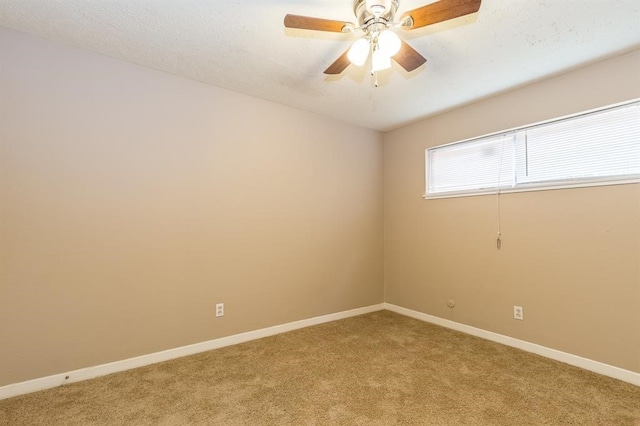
[384,303,640,387]
[4,302,636,400]
[0,303,385,400]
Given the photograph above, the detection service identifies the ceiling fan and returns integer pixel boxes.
[284,0,481,82]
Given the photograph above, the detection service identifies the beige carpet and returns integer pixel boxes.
[1,311,639,425]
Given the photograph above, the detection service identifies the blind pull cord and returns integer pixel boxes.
[496,190,502,250]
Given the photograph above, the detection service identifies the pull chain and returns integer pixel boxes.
[496,190,502,250]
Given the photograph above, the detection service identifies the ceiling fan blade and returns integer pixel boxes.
[284,14,351,32]
[401,0,481,30]
[393,40,427,72]
[324,49,351,75]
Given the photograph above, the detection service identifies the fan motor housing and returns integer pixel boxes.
[353,0,399,27]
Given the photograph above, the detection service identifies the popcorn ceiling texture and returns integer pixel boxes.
[0,0,639,131]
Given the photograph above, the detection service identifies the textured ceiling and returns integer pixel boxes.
[1,0,639,131]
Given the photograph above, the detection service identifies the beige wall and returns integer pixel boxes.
[384,49,640,373]
[2,26,639,388]
[0,28,383,386]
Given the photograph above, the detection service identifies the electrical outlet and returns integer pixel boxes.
[447,299,455,308]
[514,305,523,320]
[216,303,224,318]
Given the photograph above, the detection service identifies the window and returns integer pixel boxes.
[425,100,640,197]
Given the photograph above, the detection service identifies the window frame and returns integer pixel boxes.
[424,99,640,199]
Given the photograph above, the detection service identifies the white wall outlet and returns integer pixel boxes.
[447,299,455,308]
[514,305,523,320]
[215,303,224,318]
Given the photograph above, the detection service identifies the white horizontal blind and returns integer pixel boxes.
[426,100,640,197]
[427,134,515,194]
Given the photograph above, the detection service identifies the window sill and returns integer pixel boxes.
[423,177,640,200]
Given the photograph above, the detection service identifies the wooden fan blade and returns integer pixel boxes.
[401,0,481,30]
[284,14,350,32]
[393,40,427,72]
[324,49,351,75]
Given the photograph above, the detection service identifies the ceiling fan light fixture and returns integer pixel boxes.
[347,37,371,66]
[377,30,401,56]
[284,0,482,78]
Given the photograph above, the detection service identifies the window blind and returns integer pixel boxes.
[428,134,515,194]
[425,100,640,197]
[515,104,640,185]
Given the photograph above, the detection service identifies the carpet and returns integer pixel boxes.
[1,311,639,425]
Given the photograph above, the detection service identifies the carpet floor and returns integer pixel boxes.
[1,310,639,425]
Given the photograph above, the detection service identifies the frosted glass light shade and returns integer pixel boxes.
[348,38,370,66]
[378,30,401,57]
[372,49,392,72]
